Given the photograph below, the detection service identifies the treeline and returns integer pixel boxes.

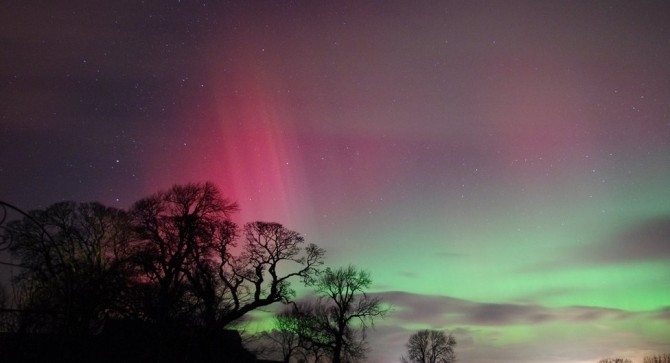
[1,182,324,336]
[0,182,392,363]
[599,355,670,363]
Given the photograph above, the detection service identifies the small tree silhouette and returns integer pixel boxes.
[401,329,456,363]
[598,358,632,363]
[279,265,388,363]
[643,354,670,363]
[260,312,304,363]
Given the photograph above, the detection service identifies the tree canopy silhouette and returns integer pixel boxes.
[128,182,326,331]
[259,311,305,363]
[644,354,670,363]
[2,201,132,334]
[1,182,325,339]
[598,359,632,363]
[279,265,389,363]
[401,329,456,363]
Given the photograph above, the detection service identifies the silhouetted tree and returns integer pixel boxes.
[401,329,456,363]
[644,354,670,363]
[1,183,326,363]
[2,201,132,334]
[129,182,325,332]
[218,221,324,327]
[285,265,388,363]
[259,311,304,363]
[598,358,632,363]
[129,182,239,328]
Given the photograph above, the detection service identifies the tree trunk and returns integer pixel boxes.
[333,324,345,363]
[332,343,342,363]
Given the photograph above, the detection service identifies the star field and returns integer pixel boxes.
[1,1,670,363]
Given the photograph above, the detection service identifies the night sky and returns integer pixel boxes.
[2,1,670,362]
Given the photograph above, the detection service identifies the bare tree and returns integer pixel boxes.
[1,183,326,363]
[598,358,632,363]
[217,221,324,327]
[2,201,132,334]
[129,182,325,331]
[259,311,304,363]
[286,265,388,363]
[401,330,456,363]
[130,182,239,328]
[644,354,670,363]
[2,182,324,337]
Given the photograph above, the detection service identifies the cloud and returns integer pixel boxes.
[364,292,670,363]
[653,306,670,321]
[518,216,670,273]
[378,291,468,327]
[464,303,631,326]
[374,291,633,327]
[250,292,669,363]
[590,217,670,263]
[398,271,420,279]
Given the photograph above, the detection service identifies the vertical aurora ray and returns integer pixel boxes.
[210,72,306,225]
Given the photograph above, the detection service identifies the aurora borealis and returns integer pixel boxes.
[1,1,670,362]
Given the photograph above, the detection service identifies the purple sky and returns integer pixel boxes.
[2,1,670,362]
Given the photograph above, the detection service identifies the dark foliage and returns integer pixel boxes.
[401,329,456,363]
[128,182,324,331]
[271,265,388,363]
[598,358,632,363]
[0,182,325,361]
[644,354,670,363]
[2,201,132,334]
